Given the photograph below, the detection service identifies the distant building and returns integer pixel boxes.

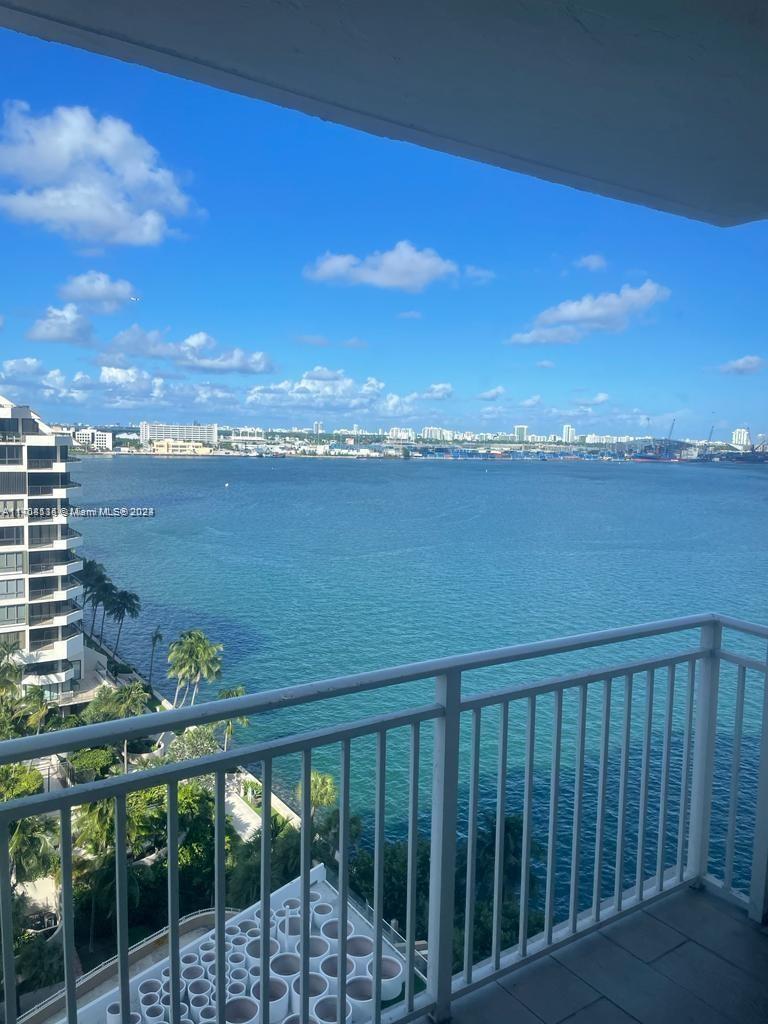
[421,426,454,442]
[140,421,218,445]
[514,424,528,443]
[150,439,213,456]
[562,424,576,443]
[313,421,324,435]
[388,427,416,442]
[732,427,750,448]
[0,394,84,702]
[73,428,113,452]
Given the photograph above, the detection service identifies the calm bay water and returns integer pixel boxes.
[75,455,768,901]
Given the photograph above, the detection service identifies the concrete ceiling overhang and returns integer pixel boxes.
[0,1,766,226]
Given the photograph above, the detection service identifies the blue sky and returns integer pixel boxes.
[0,29,765,439]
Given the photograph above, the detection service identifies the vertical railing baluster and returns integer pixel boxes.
[405,724,420,1010]
[167,783,181,1024]
[60,808,77,1024]
[724,665,746,890]
[372,731,386,1024]
[491,701,509,968]
[463,709,481,983]
[592,678,612,922]
[615,673,633,911]
[544,690,563,945]
[519,696,536,958]
[676,658,696,882]
[338,741,350,1023]
[656,664,676,893]
[0,821,18,1024]
[569,684,587,934]
[214,771,226,1024]
[300,750,312,1024]
[114,795,131,1023]
[636,669,655,901]
[427,670,461,1023]
[749,641,768,923]
[260,759,272,1024]
[688,620,722,882]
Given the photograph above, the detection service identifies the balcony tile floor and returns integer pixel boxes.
[449,887,768,1024]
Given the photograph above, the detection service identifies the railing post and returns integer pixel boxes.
[748,643,768,923]
[428,670,461,1023]
[686,619,721,881]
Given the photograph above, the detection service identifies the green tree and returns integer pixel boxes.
[147,626,163,687]
[108,590,142,655]
[167,630,222,708]
[296,770,337,820]
[16,685,54,735]
[114,680,151,772]
[80,558,106,627]
[96,579,118,642]
[9,815,58,884]
[217,686,247,751]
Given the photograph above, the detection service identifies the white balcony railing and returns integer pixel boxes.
[0,612,766,1024]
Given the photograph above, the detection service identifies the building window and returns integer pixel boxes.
[0,578,24,598]
[0,500,25,519]
[0,552,24,575]
[0,446,22,466]
[71,659,82,681]
[0,527,23,547]
[0,604,25,625]
[0,473,25,495]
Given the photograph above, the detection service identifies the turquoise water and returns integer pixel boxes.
[74,456,768,903]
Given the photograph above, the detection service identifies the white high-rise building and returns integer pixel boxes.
[74,427,113,451]
[0,395,84,702]
[514,424,528,443]
[313,421,324,436]
[562,424,576,444]
[140,421,218,445]
[732,427,750,449]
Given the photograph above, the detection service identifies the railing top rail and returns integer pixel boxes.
[0,703,443,822]
[717,614,768,641]
[0,612,720,767]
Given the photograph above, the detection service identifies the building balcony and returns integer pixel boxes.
[27,600,83,629]
[27,459,69,473]
[25,625,83,661]
[0,613,767,1024]
[26,556,83,578]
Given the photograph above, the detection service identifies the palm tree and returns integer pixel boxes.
[147,626,163,687]
[96,580,118,642]
[296,770,337,819]
[9,814,58,883]
[0,638,22,695]
[16,685,54,736]
[80,559,106,623]
[114,680,151,772]
[108,590,141,655]
[84,564,109,634]
[167,630,223,708]
[217,686,247,751]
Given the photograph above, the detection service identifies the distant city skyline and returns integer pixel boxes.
[0,30,765,437]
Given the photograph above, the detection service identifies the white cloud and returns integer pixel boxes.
[109,325,273,374]
[343,337,368,349]
[422,383,453,400]
[465,265,495,284]
[1,356,43,379]
[507,279,670,345]
[397,310,422,320]
[0,314,4,330]
[99,364,166,407]
[246,366,451,418]
[60,270,134,312]
[27,303,92,344]
[477,386,505,401]
[574,253,607,271]
[590,392,610,404]
[0,100,191,245]
[536,360,555,368]
[0,357,87,402]
[298,335,330,347]
[719,355,764,375]
[304,240,458,292]
[520,394,541,407]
